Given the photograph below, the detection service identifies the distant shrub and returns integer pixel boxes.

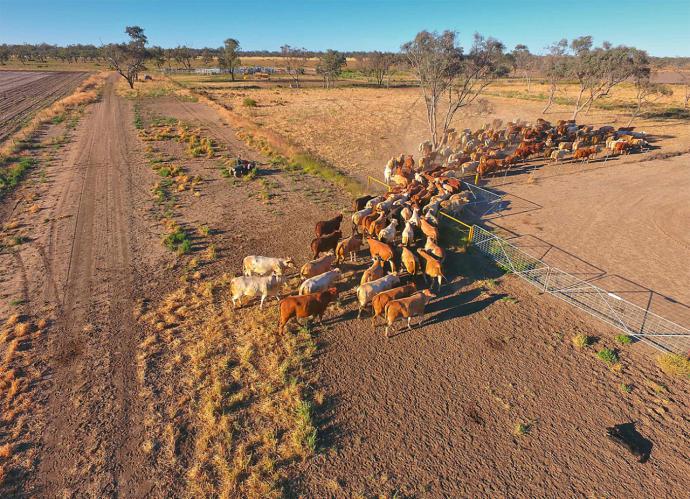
[243,98,257,107]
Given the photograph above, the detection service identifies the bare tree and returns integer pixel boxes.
[317,49,346,89]
[628,70,672,126]
[402,30,508,148]
[541,39,568,114]
[220,39,240,81]
[511,44,534,92]
[104,26,148,89]
[172,45,194,70]
[569,37,647,120]
[200,48,214,66]
[361,51,397,87]
[280,45,308,87]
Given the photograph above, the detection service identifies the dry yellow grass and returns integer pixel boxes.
[138,274,320,497]
[0,312,46,488]
[657,354,690,378]
[170,74,690,185]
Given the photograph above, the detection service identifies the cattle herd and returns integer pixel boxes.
[230,117,651,337]
[399,118,651,181]
[231,159,468,337]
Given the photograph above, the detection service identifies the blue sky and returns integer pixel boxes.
[1,0,689,56]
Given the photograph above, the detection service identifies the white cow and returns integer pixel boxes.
[378,219,398,244]
[243,256,294,277]
[230,274,285,309]
[299,269,342,295]
[402,221,415,247]
[356,274,401,318]
[384,158,394,184]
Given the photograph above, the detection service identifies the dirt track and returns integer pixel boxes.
[0,71,87,142]
[0,75,163,496]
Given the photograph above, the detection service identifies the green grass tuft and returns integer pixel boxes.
[597,348,619,365]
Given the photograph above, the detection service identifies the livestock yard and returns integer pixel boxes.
[1,9,690,498]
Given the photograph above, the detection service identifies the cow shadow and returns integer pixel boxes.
[607,422,653,463]
[423,292,507,327]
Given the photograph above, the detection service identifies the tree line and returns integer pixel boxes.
[4,27,687,131]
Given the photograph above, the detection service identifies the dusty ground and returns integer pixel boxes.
[485,155,690,328]
[0,71,87,142]
[1,74,688,497]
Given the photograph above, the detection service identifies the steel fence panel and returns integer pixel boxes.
[470,225,690,354]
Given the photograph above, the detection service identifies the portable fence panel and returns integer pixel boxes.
[463,183,504,217]
[470,225,690,354]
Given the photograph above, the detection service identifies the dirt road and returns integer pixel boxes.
[18,75,156,496]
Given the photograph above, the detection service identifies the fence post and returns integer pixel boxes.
[543,267,551,292]
[468,226,475,245]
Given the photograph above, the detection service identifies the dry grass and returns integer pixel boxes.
[170,73,690,188]
[166,77,365,197]
[572,333,591,349]
[139,274,320,497]
[0,315,44,490]
[657,354,690,378]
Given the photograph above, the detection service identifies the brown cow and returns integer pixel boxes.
[310,230,341,259]
[424,237,445,261]
[420,217,439,242]
[278,287,339,333]
[384,289,435,337]
[573,146,599,162]
[335,233,363,263]
[315,214,343,238]
[353,195,375,212]
[360,257,385,285]
[371,282,417,329]
[401,246,419,275]
[367,238,396,273]
[417,249,446,291]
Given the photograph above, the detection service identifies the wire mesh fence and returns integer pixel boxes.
[462,182,504,217]
[471,225,690,354]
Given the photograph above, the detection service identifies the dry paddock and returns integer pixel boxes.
[1,76,688,497]
[163,80,690,496]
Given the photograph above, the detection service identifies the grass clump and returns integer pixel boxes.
[597,348,619,365]
[615,334,633,345]
[619,383,633,393]
[572,333,591,349]
[243,98,258,107]
[0,157,37,195]
[656,353,690,378]
[163,223,192,255]
[513,422,531,436]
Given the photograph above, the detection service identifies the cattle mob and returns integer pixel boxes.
[408,118,651,180]
[231,117,648,337]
